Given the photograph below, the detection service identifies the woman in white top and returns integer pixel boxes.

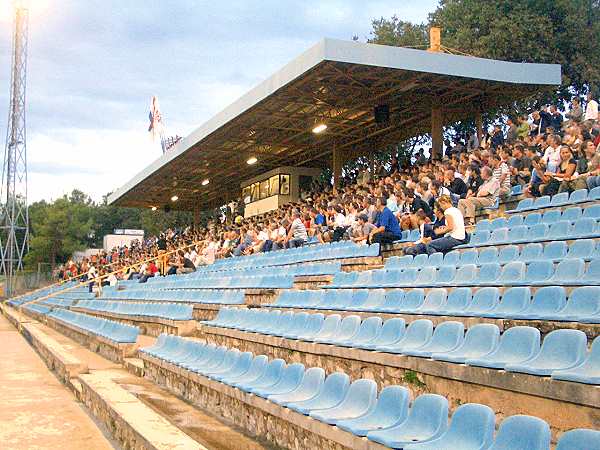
[424,195,467,254]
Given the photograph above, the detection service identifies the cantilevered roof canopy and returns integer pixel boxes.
[108,38,561,211]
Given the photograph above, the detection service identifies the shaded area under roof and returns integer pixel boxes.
[108,38,561,211]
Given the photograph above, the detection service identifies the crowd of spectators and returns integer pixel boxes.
[57,93,600,287]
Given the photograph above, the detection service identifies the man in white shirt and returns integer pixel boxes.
[585,92,598,125]
[458,167,500,226]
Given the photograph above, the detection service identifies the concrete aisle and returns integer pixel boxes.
[0,314,116,450]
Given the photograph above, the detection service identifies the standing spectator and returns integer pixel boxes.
[490,153,511,198]
[490,125,505,149]
[517,115,530,140]
[506,118,518,144]
[585,91,599,126]
[549,105,564,133]
[458,166,500,226]
[566,97,583,123]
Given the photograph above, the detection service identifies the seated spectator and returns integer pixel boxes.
[139,260,158,283]
[368,196,402,244]
[458,166,500,226]
[510,144,532,185]
[285,210,307,248]
[544,145,576,195]
[566,97,583,123]
[582,141,600,190]
[490,153,511,198]
[176,250,196,274]
[405,195,468,255]
[526,156,551,197]
[444,168,467,200]
[351,213,376,244]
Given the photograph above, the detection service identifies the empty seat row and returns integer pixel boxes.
[6,281,78,306]
[76,300,193,321]
[388,239,600,270]
[141,335,599,449]
[103,289,244,305]
[40,297,78,307]
[329,259,600,289]
[463,219,600,248]
[48,309,139,343]
[147,274,295,290]
[23,304,52,315]
[204,309,599,384]
[192,262,342,277]
[202,242,379,271]
[269,286,600,322]
[477,205,600,232]
[507,187,600,214]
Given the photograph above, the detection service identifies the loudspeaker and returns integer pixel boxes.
[374,104,390,124]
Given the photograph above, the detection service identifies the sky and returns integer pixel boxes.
[0,0,439,204]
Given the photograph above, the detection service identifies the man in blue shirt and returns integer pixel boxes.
[369,196,402,244]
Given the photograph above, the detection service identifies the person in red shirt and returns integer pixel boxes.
[139,260,158,283]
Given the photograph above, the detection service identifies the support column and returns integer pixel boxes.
[431,107,443,160]
[332,142,343,193]
[193,206,201,229]
[475,111,483,147]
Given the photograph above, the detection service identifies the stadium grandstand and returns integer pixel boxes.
[4,33,600,450]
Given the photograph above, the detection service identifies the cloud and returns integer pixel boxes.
[0,0,438,203]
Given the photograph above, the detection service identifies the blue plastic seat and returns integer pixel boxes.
[570,188,590,203]
[352,290,386,312]
[523,260,554,284]
[434,287,472,316]
[416,288,447,314]
[507,225,528,243]
[358,318,405,350]
[547,258,585,285]
[489,228,509,245]
[309,379,378,425]
[490,217,508,230]
[505,329,588,376]
[497,261,526,285]
[550,286,600,322]
[394,289,425,313]
[466,326,540,369]
[225,355,269,387]
[376,319,433,353]
[237,358,286,393]
[527,223,548,241]
[550,192,570,207]
[556,428,600,450]
[509,286,566,320]
[469,230,490,246]
[251,363,305,398]
[414,267,437,287]
[435,265,457,285]
[287,372,350,415]
[403,321,464,357]
[482,287,531,318]
[474,262,501,285]
[477,247,498,265]
[573,218,598,238]
[211,352,254,382]
[517,243,542,263]
[507,214,524,228]
[462,287,500,316]
[562,206,582,222]
[567,239,596,260]
[336,385,410,437]
[510,184,523,196]
[476,219,491,231]
[268,367,325,405]
[367,394,449,447]
[404,403,495,450]
[426,252,444,267]
[523,212,542,226]
[498,245,519,265]
[432,324,499,363]
[450,264,477,286]
[543,241,567,261]
[511,198,534,213]
[547,220,571,240]
[313,314,359,344]
[290,313,325,340]
[459,249,479,265]
[581,259,600,285]
[373,290,405,313]
[583,204,600,219]
[488,415,551,450]
[532,196,551,210]
[336,316,382,347]
[551,336,600,384]
[387,255,413,270]
[442,251,460,266]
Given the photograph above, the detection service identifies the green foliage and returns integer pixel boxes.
[403,370,426,388]
[24,189,193,269]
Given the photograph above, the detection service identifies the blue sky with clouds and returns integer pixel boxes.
[0,0,439,202]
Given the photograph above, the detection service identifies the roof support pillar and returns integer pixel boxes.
[431,106,443,159]
[332,141,343,193]
[475,111,483,147]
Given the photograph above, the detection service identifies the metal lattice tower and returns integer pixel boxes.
[1,5,29,296]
